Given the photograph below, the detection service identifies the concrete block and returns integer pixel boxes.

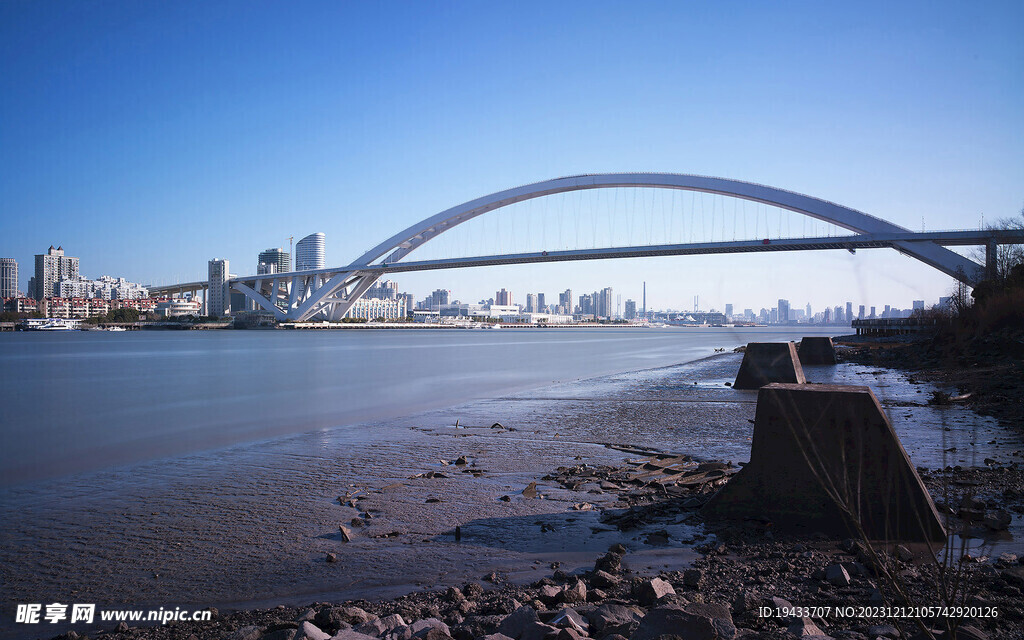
[733,342,806,389]
[704,383,945,542]
[798,336,837,365]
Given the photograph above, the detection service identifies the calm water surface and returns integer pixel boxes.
[0,327,839,486]
[1,326,1020,640]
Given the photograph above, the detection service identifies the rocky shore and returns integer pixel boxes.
[46,449,1024,640]
[40,338,1024,640]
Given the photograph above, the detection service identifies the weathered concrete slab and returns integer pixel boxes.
[733,342,806,389]
[798,336,837,365]
[704,383,945,542]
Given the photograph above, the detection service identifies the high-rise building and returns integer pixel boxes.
[805,303,812,318]
[777,299,790,325]
[495,288,513,306]
[208,259,229,317]
[525,293,537,313]
[258,248,290,275]
[858,305,866,320]
[846,302,853,323]
[834,306,843,323]
[295,233,326,271]
[624,299,637,320]
[34,246,79,299]
[725,303,733,319]
[429,289,449,309]
[537,293,546,313]
[913,300,925,311]
[0,258,17,298]
[599,287,613,318]
[559,289,573,314]
[870,306,877,319]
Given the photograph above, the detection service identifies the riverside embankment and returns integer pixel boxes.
[10,340,1024,640]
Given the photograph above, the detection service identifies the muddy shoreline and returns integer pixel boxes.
[32,342,1024,640]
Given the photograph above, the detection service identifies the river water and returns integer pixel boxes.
[0,326,836,487]
[0,326,1017,638]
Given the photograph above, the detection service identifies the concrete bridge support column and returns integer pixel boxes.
[704,383,945,542]
[986,239,999,281]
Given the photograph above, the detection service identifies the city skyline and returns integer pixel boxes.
[0,242,959,320]
[1,2,1021,312]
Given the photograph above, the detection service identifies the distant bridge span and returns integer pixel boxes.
[151,174,1014,321]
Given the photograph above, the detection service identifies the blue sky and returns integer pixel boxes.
[1,1,1021,312]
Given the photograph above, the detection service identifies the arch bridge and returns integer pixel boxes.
[154,174,1021,321]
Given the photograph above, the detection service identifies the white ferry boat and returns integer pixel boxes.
[23,318,82,331]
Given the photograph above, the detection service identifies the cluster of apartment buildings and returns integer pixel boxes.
[0,247,183,319]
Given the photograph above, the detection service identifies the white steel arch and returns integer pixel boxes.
[230,173,982,321]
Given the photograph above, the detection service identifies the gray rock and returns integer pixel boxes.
[587,603,644,637]
[587,588,607,603]
[825,563,851,587]
[496,606,539,639]
[636,577,676,605]
[549,608,588,634]
[769,596,794,612]
[559,580,587,604]
[633,606,716,640]
[731,591,759,614]
[519,622,557,640]
[230,626,263,640]
[478,636,515,640]
[538,585,562,603]
[354,620,388,637]
[894,545,913,562]
[590,569,620,588]
[410,618,451,639]
[864,624,899,638]
[297,622,332,640]
[594,552,622,574]
[463,583,485,599]
[340,608,376,625]
[380,615,406,631]
[788,617,825,637]
[685,603,736,640]
[262,630,297,640]
[330,631,381,640]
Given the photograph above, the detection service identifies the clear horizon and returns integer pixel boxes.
[2,1,1021,313]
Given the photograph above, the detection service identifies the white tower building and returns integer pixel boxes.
[295,233,326,271]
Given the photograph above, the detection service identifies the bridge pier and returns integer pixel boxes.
[986,239,999,281]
